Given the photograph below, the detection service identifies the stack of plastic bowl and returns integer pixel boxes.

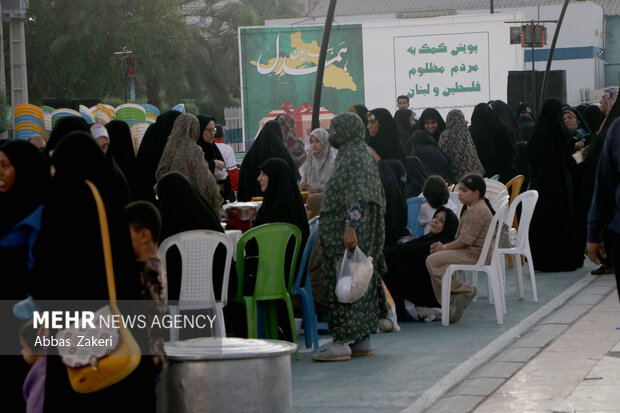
[172,103,185,113]
[14,104,47,140]
[141,104,160,124]
[91,104,116,124]
[131,123,149,153]
[79,105,94,123]
[116,104,147,128]
[51,108,82,129]
[40,106,54,136]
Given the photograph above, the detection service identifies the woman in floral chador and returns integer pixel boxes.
[156,113,223,213]
[438,109,485,179]
[313,112,387,362]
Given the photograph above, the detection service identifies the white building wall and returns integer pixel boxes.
[361,13,523,119]
[464,2,604,104]
[265,2,604,107]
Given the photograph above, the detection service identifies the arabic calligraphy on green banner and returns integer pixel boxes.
[240,25,365,142]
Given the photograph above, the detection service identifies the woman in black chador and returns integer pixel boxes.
[197,114,234,202]
[378,159,409,246]
[405,130,454,184]
[29,132,156,411]
[134,110,182,203]
[366,108,407,166]
[469,102,514,183]
[383,206,459,318]
[254,157,310,252]
[237,120,298,201]
[416,108,446,142]
[527,98,581,271]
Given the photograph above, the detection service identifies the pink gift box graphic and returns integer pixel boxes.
[258,102,334,142]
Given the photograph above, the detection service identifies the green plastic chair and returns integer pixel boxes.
[233,222,301,345]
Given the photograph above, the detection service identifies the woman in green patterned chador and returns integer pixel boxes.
[313,112,387,362]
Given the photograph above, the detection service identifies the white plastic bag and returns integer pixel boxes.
[335,246,374,304]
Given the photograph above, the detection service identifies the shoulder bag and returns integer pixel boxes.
[55,180,141,393]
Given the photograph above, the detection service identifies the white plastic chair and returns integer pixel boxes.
[497,190,539,302]
[159,230,234,341]
[484,179,509,211]
[440,198,509,325]
[462,185,507,300]
[449,191,464,217]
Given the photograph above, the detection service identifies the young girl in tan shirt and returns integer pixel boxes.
[426,174,495,323]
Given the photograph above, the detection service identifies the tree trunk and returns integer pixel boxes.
[146,76,161,108]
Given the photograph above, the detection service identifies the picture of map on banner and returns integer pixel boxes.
[394,32,490,114]
[239,24,365,142]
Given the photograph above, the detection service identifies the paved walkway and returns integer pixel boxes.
[473,288,620,413]
[420,273,618,413]
[291,262,620,412]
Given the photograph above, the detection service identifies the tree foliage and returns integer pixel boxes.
[24,0,303,120]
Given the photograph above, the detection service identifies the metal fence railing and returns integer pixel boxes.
[224,106,244,152]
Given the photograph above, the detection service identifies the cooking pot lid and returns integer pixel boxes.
[164,337,297,361]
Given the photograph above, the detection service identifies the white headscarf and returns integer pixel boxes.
[299,128,337,190]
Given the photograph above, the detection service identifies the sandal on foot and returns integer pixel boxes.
[350,336,375,357]
[312,345,351,362]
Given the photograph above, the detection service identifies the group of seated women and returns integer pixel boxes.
[382,174,495,324]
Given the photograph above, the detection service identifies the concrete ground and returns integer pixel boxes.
[291,261,620,412]
[473,291,620,413]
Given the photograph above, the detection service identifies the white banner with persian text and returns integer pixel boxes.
[361,13,523,120]
[394,32,490,114]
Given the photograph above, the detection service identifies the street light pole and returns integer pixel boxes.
[113,47,133,103]
[531,21,537,114]
[539,0,570,109]
[312,0,337,130]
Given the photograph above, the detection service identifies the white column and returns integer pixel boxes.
[0,3,6,95]
[9,17,28,106]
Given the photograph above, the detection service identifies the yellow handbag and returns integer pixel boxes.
[56,180,141,393]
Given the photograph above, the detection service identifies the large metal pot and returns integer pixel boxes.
[157,338,296,413]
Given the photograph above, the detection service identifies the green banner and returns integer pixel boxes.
[240,24,364,143]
